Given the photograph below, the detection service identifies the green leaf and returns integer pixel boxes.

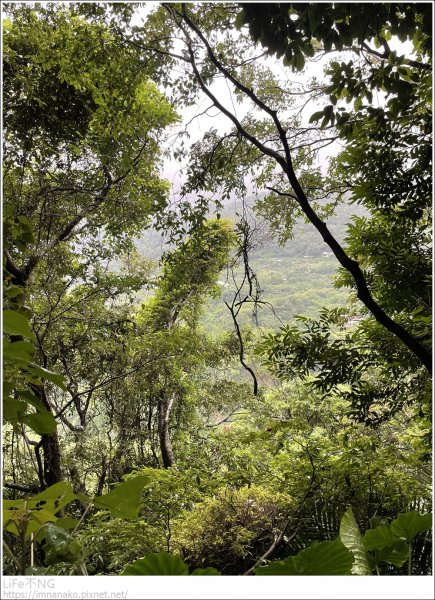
[3,507,57,536]
[255,538,354,575]
[3,382,15,396]
[190,567,221,575]
[94,475,148,519]
[339,507,372,575]
[3,397,28,422]
[390,512,432,542]
[3,309,35,339]
[22,410,57,434]
[17,389,40,402]
[3,340,35,361]
[4,285,24,299]
[121,552,189,575]
[375,540,410,568]
[41,523,82,565]
[55,517,81,530]
[29,482,82,514]
[363,524,398,550]
[309,110,325,124]
[21,362,67,390]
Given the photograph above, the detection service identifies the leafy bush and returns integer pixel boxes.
[172,485,289,574]
[81,516,164,574]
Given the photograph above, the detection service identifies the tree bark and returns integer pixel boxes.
[31,384,62,489]
[158,395,175,468]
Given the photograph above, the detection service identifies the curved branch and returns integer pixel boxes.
[361,42,431,70]
[225,300,258,396]
[172,8,432,373]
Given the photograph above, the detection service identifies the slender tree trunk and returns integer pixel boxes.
[96,456,108,496]
[158,395,175,468]
[40,434,62,488]
[31,384,62,489]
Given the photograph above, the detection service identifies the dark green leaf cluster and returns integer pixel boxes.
[239,3,431,70]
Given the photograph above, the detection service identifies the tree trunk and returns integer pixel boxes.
[158,395,175,468]
[31,384,62,489]
[40,432,62,488]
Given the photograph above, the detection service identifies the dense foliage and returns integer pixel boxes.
[2,1,432,588]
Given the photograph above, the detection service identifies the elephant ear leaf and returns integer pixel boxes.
[255,538,354,575]
[121,552,189,575]
[339,507,372,575]
[390,512,432,542]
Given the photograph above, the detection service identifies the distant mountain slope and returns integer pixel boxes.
[135,199,364,332]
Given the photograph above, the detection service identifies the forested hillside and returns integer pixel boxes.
[137,200,362,331]
[2,3,432,597]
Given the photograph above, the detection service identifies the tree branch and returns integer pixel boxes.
[171,6,432,373]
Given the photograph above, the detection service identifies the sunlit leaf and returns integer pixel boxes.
[94,475,148,519]
[339,507,371,575]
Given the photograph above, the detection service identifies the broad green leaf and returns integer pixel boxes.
[41,523,82,565]
[363,524,398,550]
[94,475,148,519]
[190,567,221,575]
[3,382,14,396]
[3,309,35,339]
[374,540,410,568]
[22,411,57,434]
[17,214,33,228]
[390,512,432,542]
[14,361,67,390]
[4,285,25,298]
[339,507,372,575]
[3,397,28,421]
[28,482,82,513]
[18,389,40,402]
[121,552,189,575]
[3,340,35,361]
[55,517,80,530]
[255,538,354,575]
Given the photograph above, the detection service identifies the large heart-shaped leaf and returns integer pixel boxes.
[94,475,148,519]
[363,524,397,550]
[339,507,372,575]
[30,482,82,513]
[121,552,189,575]
[390,512,432,542]
[254,538,354,575]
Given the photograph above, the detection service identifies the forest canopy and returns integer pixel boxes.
[2,2,432,596]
